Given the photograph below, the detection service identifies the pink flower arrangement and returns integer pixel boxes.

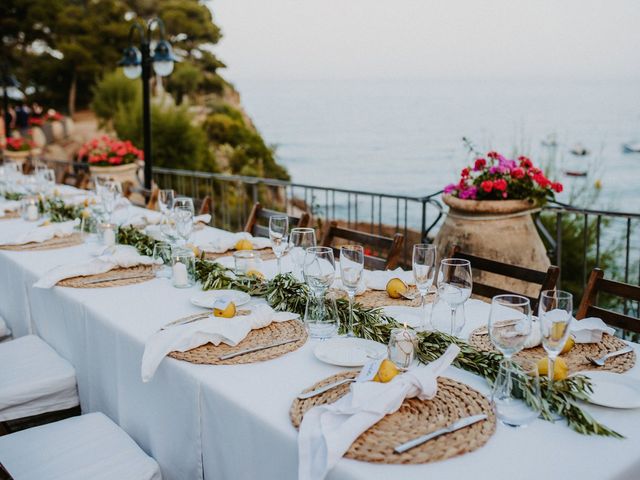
[3,136,36,152]
[444,151,563,204]
[78,135,144,167]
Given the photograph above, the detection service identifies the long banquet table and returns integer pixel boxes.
[1,205,640,479]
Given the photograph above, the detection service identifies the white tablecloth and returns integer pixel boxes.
[1,214,640,480]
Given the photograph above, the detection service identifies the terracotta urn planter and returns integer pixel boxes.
[2,149,41,169]
[89,161,142,187]
[434,194,550,299]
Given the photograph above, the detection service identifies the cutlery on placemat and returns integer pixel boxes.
[218,337,301,361]
[297,378,357,400]
[474,320,520,336]
[82,273,152,285]
[394,414,488,454]
[587,346,634,367]
[160,313,211,331]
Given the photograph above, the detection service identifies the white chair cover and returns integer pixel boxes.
[0,412,162,480]
[0,335,79,421]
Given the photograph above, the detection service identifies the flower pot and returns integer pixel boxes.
[2,149,41,169]
[89,161,142,187]
[434,194,550,299]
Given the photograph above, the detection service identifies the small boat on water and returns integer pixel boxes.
[563,170,588,177]
[622,142,640,153]
[570,144,590,156]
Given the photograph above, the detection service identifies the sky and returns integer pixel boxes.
[208,0,640,82]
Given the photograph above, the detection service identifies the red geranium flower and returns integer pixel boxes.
[552,182,563,193]
[487,151,499,159]
[511,167,525,179]
[481,180,493,193]
[473,158,486,171]
[461,167,471,178]
[519,156,533,169]
[494,178,507,191]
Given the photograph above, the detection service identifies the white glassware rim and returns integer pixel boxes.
[290,227,315,234]
[340,244,364,253]
[540,289,572,300]
[413,243,436,250]
[440,257,470,267]
[233,250,258,259]
[306,246,333,254]
[492,294,531,307]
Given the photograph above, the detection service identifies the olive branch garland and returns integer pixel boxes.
[117,228,622,438]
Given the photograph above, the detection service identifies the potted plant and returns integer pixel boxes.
[79,135,144,186]
[434,151,564,294]
[2,135,41,166]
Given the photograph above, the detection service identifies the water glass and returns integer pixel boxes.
[269,215,289,274]
[489,295,532,360]
[173,196,194,215]
[100,180,122,221]
[98,222,117,247]
[160,212,179,244]
[153,242,173,279]
[171,247,196,288]
[340,245,364,337]
[430,291,466,336]
[539,290,573,405]
[158,189,175,214]
[491,358,541,428]
[20,196,40,222]
[174,206,194,245]
[289,227,316,280]
[412,243,436,330]
[233,250,260,276]
[303,246,336,338]
[436,258,472,335]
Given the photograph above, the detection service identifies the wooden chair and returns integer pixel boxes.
[243,202,310,238]
[197,195,212,216]
[122,181,159,210]
[60,169,88,190]
[320,221,404,270]
[450,245,560,311]
[576,268,640,333]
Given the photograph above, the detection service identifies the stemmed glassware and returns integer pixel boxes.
[303,246,336,338]
[412,244,436,331]
[436,258,472,335]
[158,189,175,216]
[174,206,194,245]
[340,245,364,337]
[289,227,316,280]
[269,215,288,275]
[100,180,122,222]
[539,290,573,412]
[173,196,194,215]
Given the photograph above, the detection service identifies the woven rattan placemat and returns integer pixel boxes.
[291,372,495,464]
[468,328,635,374]
[204,248,276,262]
[0,211,20,220]
[328,288,423,309]
[0,233,83,251]
[57,265,157,288]
[169,319,307,365]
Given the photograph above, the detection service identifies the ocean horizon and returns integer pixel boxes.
[232,77,640,213]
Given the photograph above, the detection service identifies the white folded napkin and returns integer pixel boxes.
[141,304,299,382]
[0,219,79,246]
[571,317,615,343]
[298,344,460,480]
[34,245,158,288]
[194,213,211,224]
[0,200,20,217]
[364,268,415,290]
[198,231,272,254]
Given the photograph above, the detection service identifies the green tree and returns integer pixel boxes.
[91,70,141,123]
[166,61,203,104]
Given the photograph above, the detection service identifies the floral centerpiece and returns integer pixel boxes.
[78,135,143,167]
[444,151,563,205]
[3,136,36,152]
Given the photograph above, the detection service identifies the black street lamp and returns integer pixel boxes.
[1,62,20,139]
[119,18,176,189]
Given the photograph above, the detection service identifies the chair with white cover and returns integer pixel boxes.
[0,335,80,435]
[0,412,162,480]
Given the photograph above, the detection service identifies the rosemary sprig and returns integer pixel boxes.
[116,225,159,256]
[3,191,24,201]
[40,198,83,223]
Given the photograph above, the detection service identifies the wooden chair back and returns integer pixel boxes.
[122,181,159,210]
[320,221,404,270]
[576,268,640,333]
[450,245,560,311]
[243,202,310,238]
[197,195,212,216]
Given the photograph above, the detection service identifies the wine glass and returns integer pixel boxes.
[173,196,194,215]
[100,180,122,222]
[158,189,175,215]
[303,246,336,338]
[539,290,573,412]
[489,295,532,360]
[174,206,194,245]
[289,228,316,280]
[152,242,173,279]
[269,215,289,275]
[160,211,179,244]
[412,244,436,331]
[437,258,472,335]
[340,245,364,337]
[39,168,55,195]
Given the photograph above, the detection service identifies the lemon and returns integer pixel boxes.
[235,239,253,251]
[246,269,265,280]
[41,219,51,226]
[187,243,201,257]
[537,357,569,381]
[81,208,91,219]
[53,188,61,197]
[386,278,408,299]
[373,359,400,383]
[213,301,236,318]
[560,336,575,355]
[83,198,90,208]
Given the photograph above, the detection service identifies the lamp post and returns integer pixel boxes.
[119,18,176,189]
[1,62,20,139]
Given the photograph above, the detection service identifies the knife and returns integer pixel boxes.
[82,273,153,285]
[297,378,357,400]
[160,313,211,331]
[218,337,301,361]
[394,414,487,454]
